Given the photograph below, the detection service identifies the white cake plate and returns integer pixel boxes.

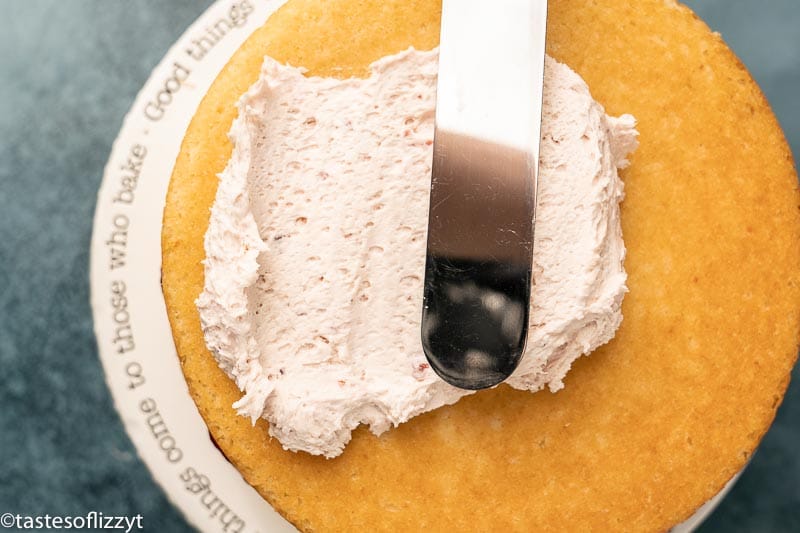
[89,1,741,531]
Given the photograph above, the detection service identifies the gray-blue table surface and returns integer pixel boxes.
[0,1,798,531]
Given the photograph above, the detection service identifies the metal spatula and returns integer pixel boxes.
[421,0,548,390]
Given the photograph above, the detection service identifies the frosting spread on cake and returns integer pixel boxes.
[196,48,638,457]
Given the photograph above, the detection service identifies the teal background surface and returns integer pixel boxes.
[0,1,797,531]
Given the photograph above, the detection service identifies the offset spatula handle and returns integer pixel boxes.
[421,0,548,390]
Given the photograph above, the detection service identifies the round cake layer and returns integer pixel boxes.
[162,0,800,530]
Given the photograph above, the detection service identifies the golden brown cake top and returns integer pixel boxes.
[162,0,800,530]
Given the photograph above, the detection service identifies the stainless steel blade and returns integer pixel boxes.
[421,0,548,390]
